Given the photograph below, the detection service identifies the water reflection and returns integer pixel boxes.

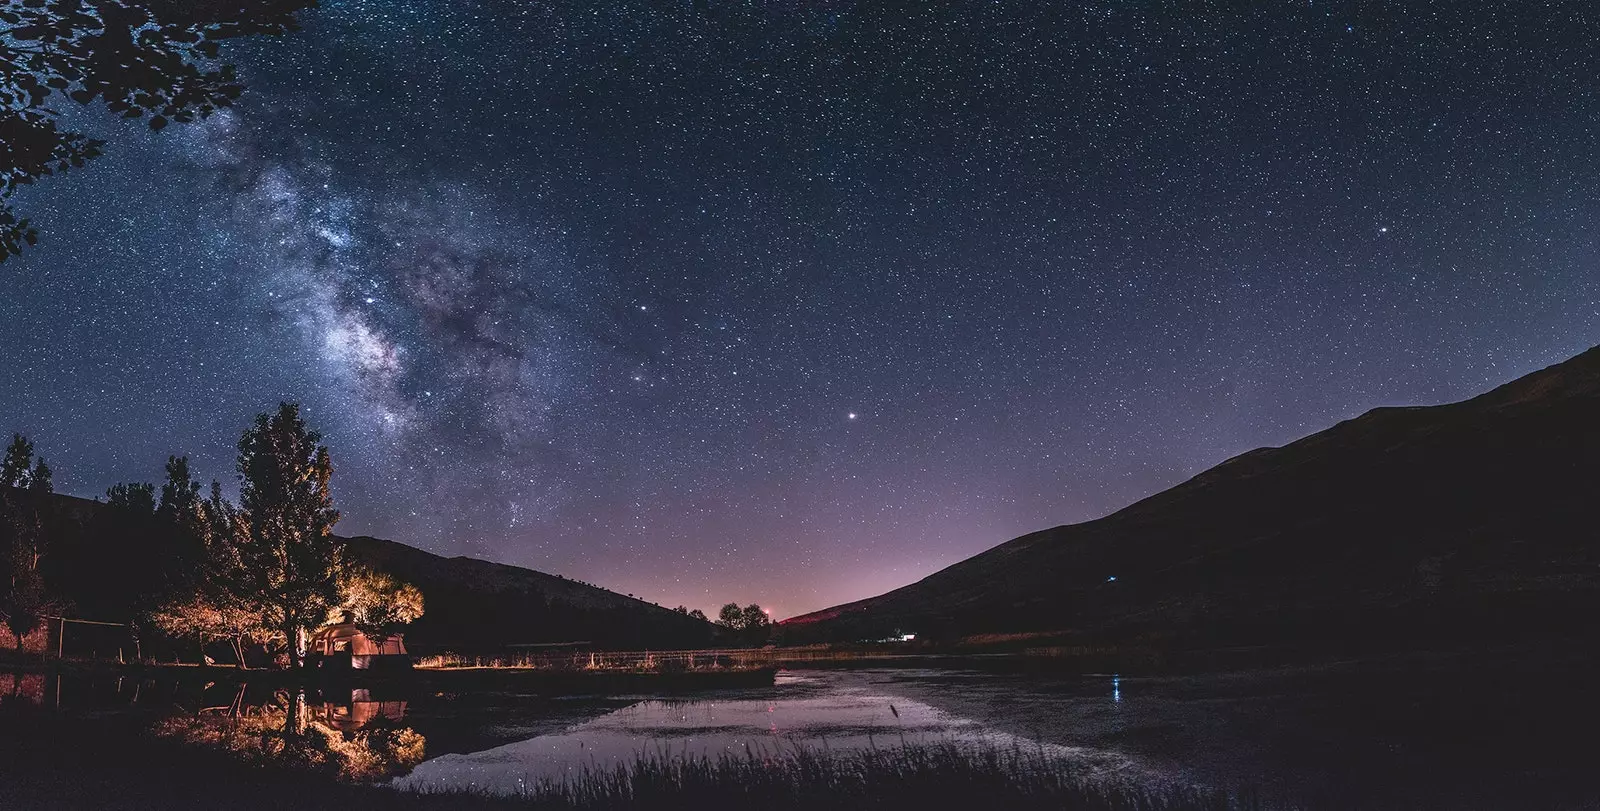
[392,671,1137,795]
[6,658,1599,809]
[0,671,46,707]
[151,685,426,781]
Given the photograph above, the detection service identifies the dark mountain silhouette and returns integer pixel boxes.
[340,534,715,652]
[784,346,1600,651]
[31,493,714,653]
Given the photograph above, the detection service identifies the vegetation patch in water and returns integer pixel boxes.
[403,740,1256,811]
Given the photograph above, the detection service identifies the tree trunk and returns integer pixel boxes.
[284,622,300,670]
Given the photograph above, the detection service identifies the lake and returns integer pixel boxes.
[5,652,1597,809]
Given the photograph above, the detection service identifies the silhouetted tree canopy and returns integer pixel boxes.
[0,433,60,648]
[1,434,35,488]
[0,0,315,260]
[741,603,770,631]
[106,481,156,513]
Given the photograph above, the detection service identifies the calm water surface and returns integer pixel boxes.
[392,669,1140,794]
[7,656,1598,809]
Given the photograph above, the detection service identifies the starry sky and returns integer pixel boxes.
[3,1,1599,618]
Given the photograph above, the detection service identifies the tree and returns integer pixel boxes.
[0,0,316,260]
[741,604,770,631]
[101,457,211,658]
[0,434,58,651]
[25,457,49,493]
[1,434,33,488]
[688,608,708,622]
[157,455,202,522]
[335,567,423,641]
[148,591,266,667]
[234,402,344,669]
[105,481,156,513]
[150,478,271,666]
[717,602,744,630]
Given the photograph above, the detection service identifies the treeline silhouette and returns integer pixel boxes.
[2,404,420,667]
[2,411,724,661]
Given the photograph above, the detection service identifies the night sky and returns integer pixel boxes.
[3,2,1598,618]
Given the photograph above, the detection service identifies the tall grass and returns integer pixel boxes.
[406,740,1257,811]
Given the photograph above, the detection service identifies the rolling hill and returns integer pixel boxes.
[783,346,1600,651]
[29,494,715,653]
[340,534,715,652]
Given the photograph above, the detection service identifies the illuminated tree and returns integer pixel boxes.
[336,567,423,640]
[148,591,267,666]
[234,402,344,669]
[0,0,315,260]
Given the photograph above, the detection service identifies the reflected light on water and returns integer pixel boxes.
[391,672,1136,796]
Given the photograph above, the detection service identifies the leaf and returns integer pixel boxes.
[149,115,167,131]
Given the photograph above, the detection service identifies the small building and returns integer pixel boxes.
[306,615,411,671]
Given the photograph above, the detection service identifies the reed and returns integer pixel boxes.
[406,739,1258,811]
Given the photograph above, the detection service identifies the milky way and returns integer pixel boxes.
[3,1,1599,617]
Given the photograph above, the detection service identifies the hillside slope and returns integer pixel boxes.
[30,494,714,653]
[342,535,715,652]
[784,346,1600,649]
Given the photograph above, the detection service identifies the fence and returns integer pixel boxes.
[412,644,945,671]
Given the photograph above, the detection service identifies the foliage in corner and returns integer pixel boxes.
[0,0,315,260]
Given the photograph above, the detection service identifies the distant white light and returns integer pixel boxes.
[364,297,376,304]
[1106,575,1117,582]
[847,412,857,420]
